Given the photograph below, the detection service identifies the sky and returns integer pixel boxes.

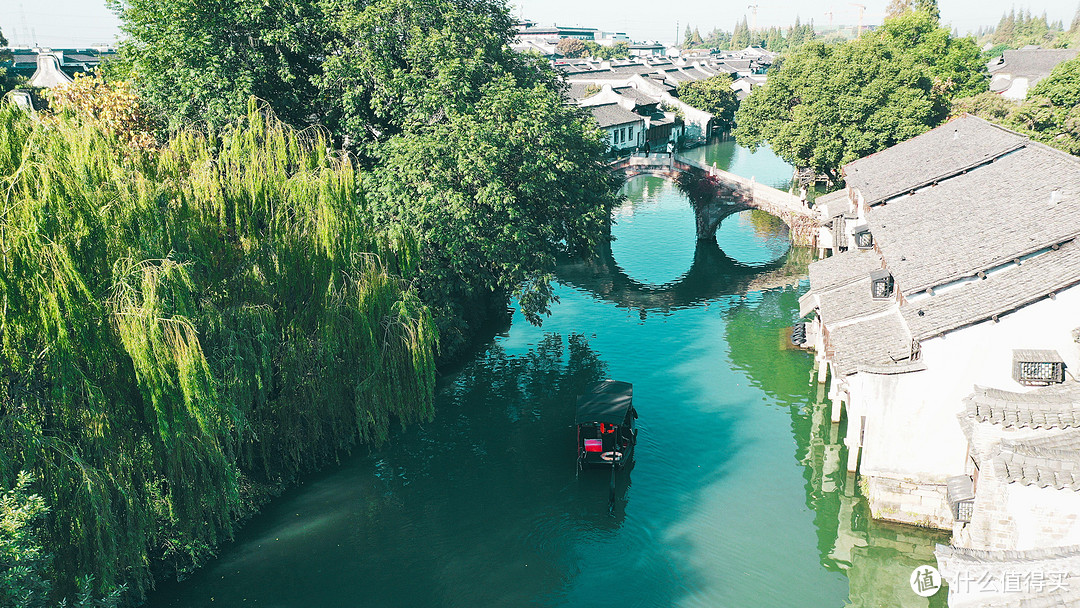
[0,0,1075,48]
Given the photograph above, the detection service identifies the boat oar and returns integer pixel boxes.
[609,462,617,504]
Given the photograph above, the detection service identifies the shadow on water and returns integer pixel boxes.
[147,333,717,608]
[557,237,806,314]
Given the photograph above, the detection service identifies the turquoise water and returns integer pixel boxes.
[146,142,946,608]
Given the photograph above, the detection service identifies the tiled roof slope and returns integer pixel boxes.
[868,142,1080,295]
[989,49,1079,80]
[936,543,1080,608]
[901,239,1080,339]
[844,115,1027,206]
[962,384,1080,430]
[807,248,883,291]
[994,430,1080,491]
[827,310,914,375]
[589,104,643,128]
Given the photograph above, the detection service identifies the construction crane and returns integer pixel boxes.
[824,8,835,28]
[850,3,866,36]
[747,4,759,33]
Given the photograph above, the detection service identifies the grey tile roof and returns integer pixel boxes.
[815,277,895,326]
[901,239,1080,339]
[567,83,597,102]
[867,141,1080,295]
[995,431,1080,491]
[827,310,914,376]
[812,189,850,219]
[936,543,1080,608]
[807,249,884,292]
[989,49,1079,80]
[589,104,644,129]
[612,86,660,107]
[844,115,1028,207]
[962,384,1080,430]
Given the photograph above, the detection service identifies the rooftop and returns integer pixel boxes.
[589,103,644,128]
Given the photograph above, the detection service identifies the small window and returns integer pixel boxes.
[628,126,634,140]
[869,269,894,300]
[1012,349,1065,385]
[853,226,873,249]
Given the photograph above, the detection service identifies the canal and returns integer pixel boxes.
[147,140,947,608]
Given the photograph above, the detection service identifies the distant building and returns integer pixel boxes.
[515,25,598,42]
[627,42,665,57]
[6,47,116,82]
[988,48,1079,100]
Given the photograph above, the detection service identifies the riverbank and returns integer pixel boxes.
[145,141,948,608]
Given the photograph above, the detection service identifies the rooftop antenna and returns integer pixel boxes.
[850,3,866,36]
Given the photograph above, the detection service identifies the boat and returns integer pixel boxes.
[576,380,637,470]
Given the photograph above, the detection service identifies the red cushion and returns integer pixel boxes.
[584,439,603,452]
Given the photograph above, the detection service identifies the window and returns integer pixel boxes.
[628,126,634,141]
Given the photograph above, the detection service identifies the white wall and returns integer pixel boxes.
[850,282,1080,484]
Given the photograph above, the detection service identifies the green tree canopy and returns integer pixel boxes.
[735,11,985,180]
[557,37,588,58]
[955,56,1080,156]
[677,74,740,130]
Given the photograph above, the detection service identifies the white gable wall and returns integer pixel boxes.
[843,281,1080,528]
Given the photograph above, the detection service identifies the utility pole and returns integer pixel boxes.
[675,20,680,47]
[850,3,866,36]
[747,5,759,34]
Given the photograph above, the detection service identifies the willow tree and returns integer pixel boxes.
[0,99,436,601]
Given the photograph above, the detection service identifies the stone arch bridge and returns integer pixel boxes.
[609,153,820,246]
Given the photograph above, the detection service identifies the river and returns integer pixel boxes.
[147,140,947,608]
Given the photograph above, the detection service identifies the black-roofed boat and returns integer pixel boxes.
[576,380,637,470]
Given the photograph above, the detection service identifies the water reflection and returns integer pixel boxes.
[722,288,950,607]
[557,237,806,314]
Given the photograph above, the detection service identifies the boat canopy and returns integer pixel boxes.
[576,380,633,425]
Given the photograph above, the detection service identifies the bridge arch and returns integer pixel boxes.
[609,153,820,245]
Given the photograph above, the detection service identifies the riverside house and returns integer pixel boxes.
[800,115,1080,533]
[587,103,645,152]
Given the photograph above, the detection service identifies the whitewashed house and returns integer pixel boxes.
[988,48,1078,100]
[800,115,1080,530]
[588,103,645,152]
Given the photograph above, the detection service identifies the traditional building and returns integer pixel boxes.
[988,48,1079,101]
[800,115,1080,531]
[588,103,646,152]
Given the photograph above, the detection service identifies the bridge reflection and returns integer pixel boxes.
[556,237,811,313]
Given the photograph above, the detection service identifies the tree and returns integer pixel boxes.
[0,27,20,96]
[735,12,985,180]
[731,17,750,49]
[677,74,739,130]
[0,473,51,608]
[557,37,588,58]
[368,73,621,348]
[108,0,332,131]
[958,56,1080,156]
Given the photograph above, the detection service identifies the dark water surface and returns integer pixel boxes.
[148,142,946,608]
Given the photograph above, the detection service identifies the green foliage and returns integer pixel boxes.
[368,74,620,351]
[0,101,436,602]
[677,74,739,130]
[0,27,22,96]
[981,7,1069,49]
[115,0,615,359]
[556,37,588,58]
[583,41,630,60]
[108,0,332,131]
[955,56,1080,156]
[734,11,986,180]
[0,473,51,608]
[886,0,940,21]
